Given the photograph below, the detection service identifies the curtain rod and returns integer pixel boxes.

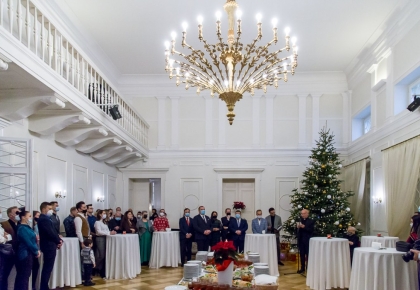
[381,134,420,152]
[343,156,370,168]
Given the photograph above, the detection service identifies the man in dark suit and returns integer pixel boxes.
[229,210,248,253]
[0,206,20,290]
[221,208,233,241]
[179,208,194,265]
[50,201,61,235]
[192,206,211,251]
[38,202,63,290]
[296,209,315,274]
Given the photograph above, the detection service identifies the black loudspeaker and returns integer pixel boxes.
[407,95,420,112]
[110,105,122,120]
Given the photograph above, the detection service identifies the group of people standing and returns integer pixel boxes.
[0,202,63,290]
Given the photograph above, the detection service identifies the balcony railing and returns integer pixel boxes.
[0,0,149,148]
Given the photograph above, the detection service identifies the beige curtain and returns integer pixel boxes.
[342,159,367,228]
[383,136,420,240]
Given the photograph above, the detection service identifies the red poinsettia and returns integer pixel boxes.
[211,240,239,271]
[233,201,246,210]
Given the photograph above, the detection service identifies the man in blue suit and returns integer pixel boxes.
[179,208,194,265]
[229,210,248,253]
[38,202,62,290]
[251,209,267,234]
[192,206,211,251]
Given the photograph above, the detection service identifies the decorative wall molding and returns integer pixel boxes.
[213,168,265,174]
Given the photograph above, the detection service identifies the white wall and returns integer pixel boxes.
[347,18,420,235]
[1,119,117,233]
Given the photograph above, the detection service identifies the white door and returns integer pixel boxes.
[222,179,255,233]
[129,179,150,213]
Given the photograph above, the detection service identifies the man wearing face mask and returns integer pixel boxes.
[193,206,211,251]
[38,202,63,290]
[179,208,194,265]
[0,206,20,290]
[343,226,359,266]
[252,209,268,234]
[153,209,170,231]
[221,208,232,241]
[229,210,248,253]
[108,210,123,233]
[74,201,90,246]
[50,201,61,236]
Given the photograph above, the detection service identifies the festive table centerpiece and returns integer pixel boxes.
[211,240,238,286]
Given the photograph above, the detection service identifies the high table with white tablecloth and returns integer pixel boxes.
[244,234,279,276]
[349,247,418,290]
[36,237,82,289]
[149,231,181,268]
[360,236,398,248]
[306,237,351,290]
[106,234,141,279]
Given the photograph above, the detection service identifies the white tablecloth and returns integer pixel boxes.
[106,234,141,279]
[244,234,279,276]
[349,247,418,290]
[35,237,82,289]
[149,231,181,268]
[306,237,351,290]
[360,236,398,248]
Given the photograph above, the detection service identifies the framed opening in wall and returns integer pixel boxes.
[0,137,31,217]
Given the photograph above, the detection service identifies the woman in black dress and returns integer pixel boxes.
[210,211,221,246]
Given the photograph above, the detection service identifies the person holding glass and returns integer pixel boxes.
[94,210,116,279]
[137,211,153,266]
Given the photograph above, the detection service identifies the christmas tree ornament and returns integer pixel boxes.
[298,205,302,209]
[321,209,325,213]
[327,195,331,199]
[346,207,350,212]
[339,224,342,228]
[314,185,318,189]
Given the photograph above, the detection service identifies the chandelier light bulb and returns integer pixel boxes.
[216,11,222,21]
[171,31,177,40]
[236,10,242,20]
[185,72,190,78]
[197,15,203,25]
[256,13,262,23]
[284,27,290,36]
[224,80,229,87]
[236,80,241,86]
[164,41,170,50]
[176,67,180,75]
[271,18,278,28]
[291,37,297,45]
[182,22,188,31]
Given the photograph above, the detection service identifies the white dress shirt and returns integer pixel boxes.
[94,220,110,236]
[74,212,90,243]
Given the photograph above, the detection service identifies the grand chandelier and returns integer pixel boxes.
[164,0,298,125]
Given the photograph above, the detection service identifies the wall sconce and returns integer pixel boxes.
[55,190,66,199]
[97,196,105,202]
[373,196,382,204]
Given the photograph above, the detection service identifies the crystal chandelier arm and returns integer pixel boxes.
[177,61,224,92]
[238,45,287,87]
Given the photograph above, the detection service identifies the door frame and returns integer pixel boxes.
[214,168,264,215]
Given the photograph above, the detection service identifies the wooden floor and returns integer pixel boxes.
[63,261,315,290]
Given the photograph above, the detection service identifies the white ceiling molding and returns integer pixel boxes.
[213,168,265,174]
[75,137,122,154]
[345,0,420,88]
[118,71,349,98]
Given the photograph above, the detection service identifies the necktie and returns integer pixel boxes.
[202,215,206,222]
[237,219,240,227]
[186,217,190,226]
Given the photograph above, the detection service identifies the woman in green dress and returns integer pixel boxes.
[137,210,153,265]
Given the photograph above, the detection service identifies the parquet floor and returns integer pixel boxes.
[63,261,346,290]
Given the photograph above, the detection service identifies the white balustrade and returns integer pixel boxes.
[0,0,149,148]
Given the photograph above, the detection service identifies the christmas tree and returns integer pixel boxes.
[283,128,359,239]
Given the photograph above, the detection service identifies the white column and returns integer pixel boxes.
[370,71,377,132]
[252,95,262,148]
[218,100,226,148]
[385,50,394,124]
[311,94,321,144]
[156,96,167,150]
[297,94,308,147]
[169,96,179,149]
[341,91,351,146]
[204,96,214,149]
[265,95,275,148]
